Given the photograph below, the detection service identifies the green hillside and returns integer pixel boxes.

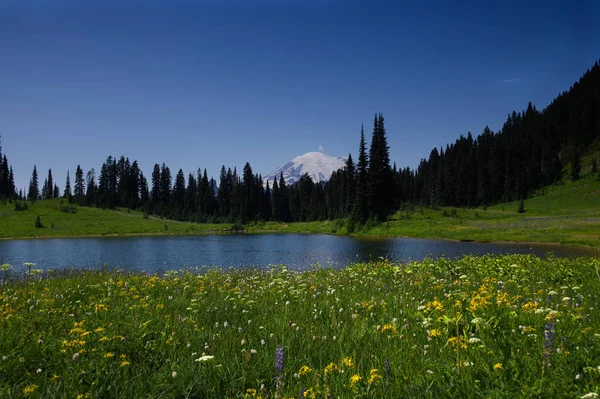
[1,174,599,247]
[0,200,224,239]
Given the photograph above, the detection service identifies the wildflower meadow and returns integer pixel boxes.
[1,255,599,398]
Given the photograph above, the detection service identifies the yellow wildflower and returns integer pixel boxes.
[104,352,114,359]
[428,329,442,338]
[342,357,354,368]
[23,384,38,396]
[50,375,60,382]
[298,365,313,377]
[120,354,127,359]
[350,374,362,388]
[94,303,108,312]
[493,363,503,370]
[324,362,338,374]
[425,300,444,312]
[381,324,398,335]
[120,361,131,367]
[304,387,316,399]
[368,369,382,384]
[94,327,104,333]
[99,336,110,343]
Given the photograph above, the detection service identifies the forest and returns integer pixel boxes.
[1,61,599,227]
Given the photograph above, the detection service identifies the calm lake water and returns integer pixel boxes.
[0,234,596,273]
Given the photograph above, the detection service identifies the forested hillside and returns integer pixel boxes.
[3,61,599,226]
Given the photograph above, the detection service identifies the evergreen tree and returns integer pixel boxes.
[352,124,369,225]
[8,166,15,199]
[74,165,85,201]
[173,169,186,209]
[570,146,581,181]
[367,113,394,220]
[345,153,355,215]
[242,162,254,223]
[139,172,150,206]
[160,163,172,205]
[53,184,60,199]
[151,164,161,210]
[46,169,54,199]
[271,177,280,221]
[263,180,272,221]
[28,165,39,202]
[64,170,72,199]
[278,172,290,222]
[85,169,97,205]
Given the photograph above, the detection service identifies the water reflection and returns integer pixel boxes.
[0,234,596,273]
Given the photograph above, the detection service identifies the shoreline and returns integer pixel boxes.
[1,228,598,252]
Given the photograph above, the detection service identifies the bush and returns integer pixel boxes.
[60,204,77,214]
[14,201,28,211]
[34,215,43,228]
[517,199,525,213]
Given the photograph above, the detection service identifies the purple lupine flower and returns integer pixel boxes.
[543,321,556,369]
[275,346,284,375]
[384,359,391,380]
[299,387,306,399]
[275,346,284,392]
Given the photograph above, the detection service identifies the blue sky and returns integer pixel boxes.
[1,0,598,193]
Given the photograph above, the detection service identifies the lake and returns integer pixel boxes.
[0,234,596,273]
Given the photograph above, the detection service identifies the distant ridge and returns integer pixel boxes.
[264,152,346,186]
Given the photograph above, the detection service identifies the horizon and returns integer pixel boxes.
[1,1,599,193]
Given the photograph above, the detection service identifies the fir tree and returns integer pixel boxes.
[28,165,39,202]
[46,169,54,199]
[345,153,355,215]
[367,113,394,220]
[351,124,369,225]
[64,170,72,199]
[74,165,85,200]
[570,146,580,182]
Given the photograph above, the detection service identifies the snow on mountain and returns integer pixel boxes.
[264,152,347,187]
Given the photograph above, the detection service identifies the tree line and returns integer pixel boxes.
[4,60,600,224]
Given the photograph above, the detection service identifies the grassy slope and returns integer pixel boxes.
[249,174,600,248]
[0,200,225,239]
[1,175,599,247]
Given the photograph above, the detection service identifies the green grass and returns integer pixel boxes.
[248,174,600,248]
[2,174,599,247]
[0,200,227,239]
[1,255,599,398]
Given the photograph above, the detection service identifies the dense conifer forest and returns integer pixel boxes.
[2,61,599,227]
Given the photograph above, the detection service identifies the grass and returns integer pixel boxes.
[248,174,600,248]
[0,200,227,239]
[1,255,599,398]
[1,174,599,247]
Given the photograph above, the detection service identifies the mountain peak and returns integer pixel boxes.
[264,152,347,186]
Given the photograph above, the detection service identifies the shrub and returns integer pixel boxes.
[34,215,43,228]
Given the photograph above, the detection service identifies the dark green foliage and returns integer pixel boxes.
[518,198,525,214]
[367,113,394,220]
[570,146,580,182]
[74,165,85,201]
[35,215,43,228]
[28,165,39,202]
[351,124,369,225]
[413,62,600,207]
[0,137,16,200]
[592,158,597,174]
[63,170,72,200]
[60,204,77,214]
[14,201,28,211]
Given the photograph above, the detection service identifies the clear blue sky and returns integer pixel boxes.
[1,0,598,193]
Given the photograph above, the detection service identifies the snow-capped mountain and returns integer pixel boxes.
[264,152,347,187]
